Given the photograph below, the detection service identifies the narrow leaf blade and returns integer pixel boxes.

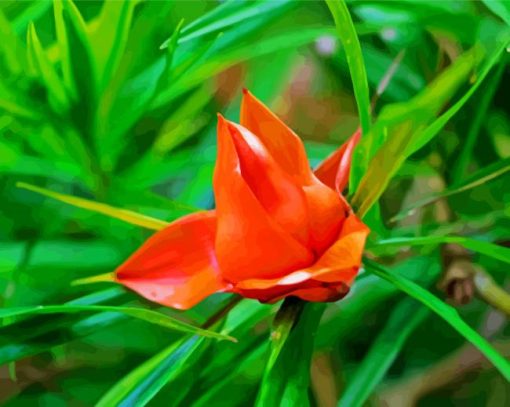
[326,0,371,136]
[16,182,169,230]
[364,259,510,381]
[0,305,235,342]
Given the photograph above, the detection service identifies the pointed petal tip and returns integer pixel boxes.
[217,113,229,131]
[217,113,236,126]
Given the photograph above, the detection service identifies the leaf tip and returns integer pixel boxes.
[72,272,116,286]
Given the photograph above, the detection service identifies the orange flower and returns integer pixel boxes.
[115,90,369,309]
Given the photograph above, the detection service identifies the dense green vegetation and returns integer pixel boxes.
[1,0,509,405]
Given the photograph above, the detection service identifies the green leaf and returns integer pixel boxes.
[0,144,80,181]
[482,0,510,26]
[157,27,336,105]
[453,59,506,180]
[193,343,267,407]
[53,0,97,141]
[316,257,441,349]
[97,335,208,407]
[177,0,290,44]
[338,298,428,407]
[89,0,138,90]
[0,240,122,273]
[0,288,129,364]
[162,18,185,83]
[351,46,483,217]
[94,14,184,170]
[53,0,96,98]
[16,182,170,230]
[11,0,52,35]
[325,0,371,136]
[391,157,510,222]
[0,9,26,75]
[191,300,272,404]
[364,258,510,381]
[266,297,305,372]
[26,22,68,109]
[403,40,509,157]
[177,0,242,36]
[0,99,40,121]
[373,235,510,265]
[97,298,251,406]
[256,300,325,407]
[0,305,235,342]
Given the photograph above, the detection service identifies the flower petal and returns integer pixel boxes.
[307,213,369,283]
[303,183,347,255]
[284,282,350,302]
[240,89,313,184]
[213,116,315,283]
[235,279,350,304]
[115,211,229,310]
[234,213,369,291]
[240,90,348,255]
[314,128,361,193]
[225,119,310,246]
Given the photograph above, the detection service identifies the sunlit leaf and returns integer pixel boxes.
[89,0,138,89]
[177,0,291,45]
[17,182,170,230]
[351,46,483,216]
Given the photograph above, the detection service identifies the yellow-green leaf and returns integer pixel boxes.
[351,46,482,217]
[17,182,169,230]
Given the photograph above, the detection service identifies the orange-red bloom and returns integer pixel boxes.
[115,90,369,309]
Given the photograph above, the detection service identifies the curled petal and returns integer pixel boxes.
[306,213,369,283]
[115,211,229,310]
[233,213,369,296]
[314,129,361,193]
[284,282,350,302]
[235,279,350,304]
[214,116,314,283]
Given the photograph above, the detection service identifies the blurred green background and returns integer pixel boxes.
[1,0,510,406]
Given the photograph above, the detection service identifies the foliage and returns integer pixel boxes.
[1,0,509,405]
